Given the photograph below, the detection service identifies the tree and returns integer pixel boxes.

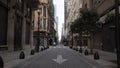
[70,8,99,52]
[70,18,85,46]
[80,8,99,53]
[79,8,99,32]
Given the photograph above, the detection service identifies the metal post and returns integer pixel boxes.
[115,0,120,68]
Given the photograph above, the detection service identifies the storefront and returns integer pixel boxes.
[0,3,8,50]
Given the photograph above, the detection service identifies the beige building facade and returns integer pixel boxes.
[33,0,49,47]
[34,0,49,32]
[65,0,83,39]
[33,0,56,46]
[65,0,91,47]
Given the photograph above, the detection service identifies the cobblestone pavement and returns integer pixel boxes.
[13,45,105,68]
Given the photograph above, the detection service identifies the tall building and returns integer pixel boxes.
[48,0,57,45]
[34,0,49,47]
[33,0,56,46]
[0,0,39,51]
[64,0,84,46]
[55,16,59,43]
[67,0,120,52]
[54,4,58,43]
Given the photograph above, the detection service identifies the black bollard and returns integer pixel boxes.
[41,48,43,51]
[84,50,89,55]
[30,49,35,55]
[69,46,72,49]
[0,56,4,68]
[76,48,78,51]
[73,47,75,50]
[43,47,45,50]
[94,52,100,60]
[47,46,49,49]
[79,48,83,53]
[19,51,25,59]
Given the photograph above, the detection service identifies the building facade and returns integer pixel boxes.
[64,0,119,52]
[79,0,120,52]
[92,0,120,52]
[48,0,56,45]
[65,0,85,46]
[0,0,39,51]
[33,0,56,46]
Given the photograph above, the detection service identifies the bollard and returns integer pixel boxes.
[76,48,78,51]
[43,47,45,50]
[69,46,72,49]
[73,47,76,50]
[47,46,49,49]
[94,52,100,60]
[30,49,35,55]
[19,51,25,59]
[84,50,89,55]
[0,56,4,68]
[79,48,83,53]
[41,48,44,51]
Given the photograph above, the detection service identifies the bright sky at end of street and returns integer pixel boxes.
[53,0,64,41]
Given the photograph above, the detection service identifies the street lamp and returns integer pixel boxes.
[115,0,120,68]
[35,8,41,52]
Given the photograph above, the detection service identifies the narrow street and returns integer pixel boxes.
[0,0,119,68]
[13,45,104,68]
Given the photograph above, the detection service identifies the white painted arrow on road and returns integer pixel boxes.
[52,55,67,64]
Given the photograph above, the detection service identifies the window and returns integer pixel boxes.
[43,19,46,30]
[85,4,87,8]
[43,6,46,17]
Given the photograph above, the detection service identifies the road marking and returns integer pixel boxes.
[52,55,67,64]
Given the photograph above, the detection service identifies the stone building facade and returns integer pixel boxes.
[65,0,83,36]
[92,0,120,52]
[0,0,39,51]
[33,0,56,46]
[65,0,92,47]
[82,0,120,52]
[65,0,119,52]
[48,0,56,45]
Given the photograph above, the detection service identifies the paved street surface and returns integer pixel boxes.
[13,45,105,68]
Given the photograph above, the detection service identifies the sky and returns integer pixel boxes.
[53,0,64,41]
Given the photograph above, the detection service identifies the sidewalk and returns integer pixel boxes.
[0,46,37,68]
[80,48,117,68]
